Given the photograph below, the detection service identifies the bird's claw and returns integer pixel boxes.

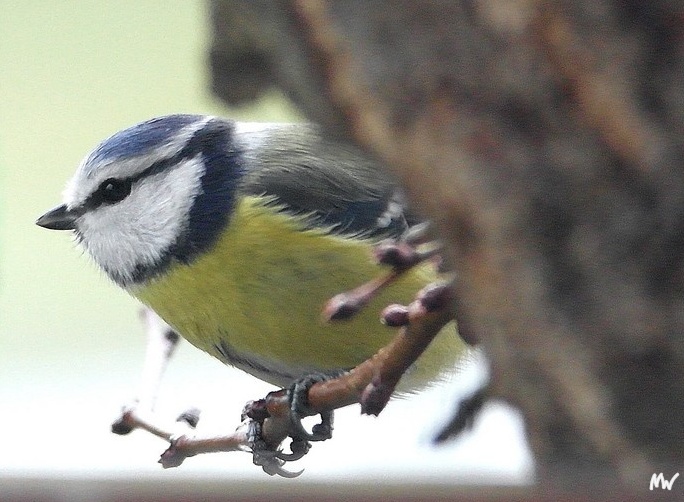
[274,438,311,461]
[287,408,334,442]
[287,372,342,442]
[247,420,305,477]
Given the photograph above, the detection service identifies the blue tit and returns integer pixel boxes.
[36,114,464,392]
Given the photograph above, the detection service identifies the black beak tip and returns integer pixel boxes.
[36,204,78,231]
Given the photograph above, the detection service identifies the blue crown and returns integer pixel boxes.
[87,114,204,165]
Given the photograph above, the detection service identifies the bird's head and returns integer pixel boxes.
[37,114,241,287]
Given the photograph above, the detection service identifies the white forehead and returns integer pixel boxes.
[63,117,212,207]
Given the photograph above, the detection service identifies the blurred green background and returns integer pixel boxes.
[0,1,531,483]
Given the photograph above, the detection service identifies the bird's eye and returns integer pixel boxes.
[98,178,132,203]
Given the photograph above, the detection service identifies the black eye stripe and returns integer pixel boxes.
[80,120,230,212]
[100,178,132,202]
[85,177,133,209]
[82,152,193,211]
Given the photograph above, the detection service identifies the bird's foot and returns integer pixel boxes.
[240,374,346,478]
[247,420,306,478]
[286,371,345,442]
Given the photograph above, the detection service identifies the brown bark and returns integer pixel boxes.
[210,0,684,487]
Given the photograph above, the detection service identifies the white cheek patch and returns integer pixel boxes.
[77,156,206,284]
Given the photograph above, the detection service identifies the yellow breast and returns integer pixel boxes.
[132,196,463,389]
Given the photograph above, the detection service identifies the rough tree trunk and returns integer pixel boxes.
[209,0,684,489]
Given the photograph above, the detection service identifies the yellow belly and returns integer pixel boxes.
[131,196,463,389]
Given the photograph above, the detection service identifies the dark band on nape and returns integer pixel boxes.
[170,120,245,262]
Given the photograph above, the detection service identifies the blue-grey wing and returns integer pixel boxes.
[236,123,418,239]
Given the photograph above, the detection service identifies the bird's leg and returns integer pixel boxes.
[108,308,305,476]
[111,308,183,434]
[243,371,342,471]
[246,419,306,477]
[241,391,314,476]
[284,371,347,442]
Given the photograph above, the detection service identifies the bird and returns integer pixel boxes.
[36,114,463,398]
